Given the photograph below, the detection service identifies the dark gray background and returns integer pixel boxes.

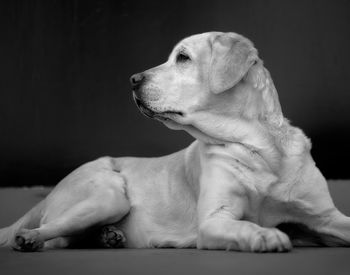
[0,0,349,186]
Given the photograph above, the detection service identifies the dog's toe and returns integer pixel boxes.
[251,228,292,252]
[99,225,126,248]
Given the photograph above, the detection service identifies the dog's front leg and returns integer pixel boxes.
[196,161,292,252]
[197,216,292,252]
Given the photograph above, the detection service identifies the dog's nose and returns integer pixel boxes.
[130,73,145,89]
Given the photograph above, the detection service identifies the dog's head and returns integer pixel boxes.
[130,32,283,143]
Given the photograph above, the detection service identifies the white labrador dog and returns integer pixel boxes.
[1,32,350,252]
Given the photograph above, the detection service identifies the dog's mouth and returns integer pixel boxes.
[133,95,184,120]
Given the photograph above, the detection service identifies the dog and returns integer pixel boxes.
[1,31,349,252]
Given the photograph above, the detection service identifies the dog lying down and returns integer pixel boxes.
[1,31,350,252]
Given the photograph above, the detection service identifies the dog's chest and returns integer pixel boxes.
[241,169,311,227]
[200,142,292,228]
[217,149,299,227]
[244,192,292,227]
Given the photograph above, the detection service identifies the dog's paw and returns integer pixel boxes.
[98,225,126,248]
[13,229,44,252]
[250,228,292,252]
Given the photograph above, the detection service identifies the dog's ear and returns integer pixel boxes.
[209,34,258,94]
[244,62,284,126]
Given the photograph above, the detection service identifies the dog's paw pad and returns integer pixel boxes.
[13,230,44,252]
[99,225,126,248]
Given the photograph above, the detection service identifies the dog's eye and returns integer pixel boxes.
[176,53,191,63]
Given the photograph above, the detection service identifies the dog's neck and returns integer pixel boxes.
[184,116,286,171]
[184,116,311,175]
[182,65,311,172]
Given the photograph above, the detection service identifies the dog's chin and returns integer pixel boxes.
[133,96,184,122]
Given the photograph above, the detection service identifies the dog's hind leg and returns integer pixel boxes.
[13,158,130,252]
[14,187,130,251]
